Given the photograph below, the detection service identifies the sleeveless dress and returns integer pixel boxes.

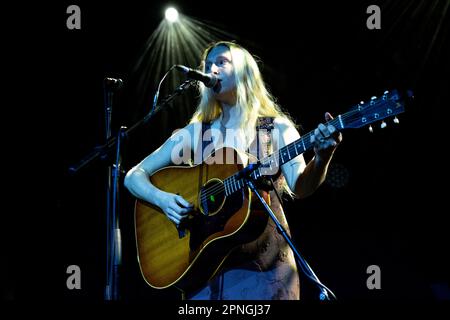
[186,112,301,300]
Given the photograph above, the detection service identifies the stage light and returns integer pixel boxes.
[133,11,238,115]
[165,7,179,23]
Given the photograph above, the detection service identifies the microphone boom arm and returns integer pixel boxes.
[68,79,196,174]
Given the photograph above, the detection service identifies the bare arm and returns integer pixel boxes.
[124,123,196,224]
[274,117,307,196]
[276,113,342,199]
[293,152,333,198]
[294,112,342,198]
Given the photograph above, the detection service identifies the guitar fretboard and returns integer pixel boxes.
[223,116,344,196]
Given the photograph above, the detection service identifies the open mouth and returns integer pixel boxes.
[213,79,222,93]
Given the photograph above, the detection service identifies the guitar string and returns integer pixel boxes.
[201,114,352,202]
[200,100,403,201]
[201,110,396,201]
[198,114,344,201]
[198,114,352,201]
[199,107,398,201]
[199,142,307,202]
[199,130,316,202]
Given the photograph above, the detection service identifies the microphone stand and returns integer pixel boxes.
[68,79,197,300]
[238,164,336,301]
[104,82,123,301]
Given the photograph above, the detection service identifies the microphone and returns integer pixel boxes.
[104,77,123,90]
[175,65,219,89]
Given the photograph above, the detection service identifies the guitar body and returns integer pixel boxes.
[134,147,268,292]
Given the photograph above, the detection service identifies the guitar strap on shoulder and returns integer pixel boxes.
[255,117,275,162]
[256,117,284,205]
[254,117,276,191]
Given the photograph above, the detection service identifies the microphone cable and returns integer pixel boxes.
[150,65,177,117]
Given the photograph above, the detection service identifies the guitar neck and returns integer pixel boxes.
[223,116,344,196]
[223,89,407,196]
[266,116,344,167]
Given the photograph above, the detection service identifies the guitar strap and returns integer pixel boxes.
[255,117,275,165]
[255,117,284,205]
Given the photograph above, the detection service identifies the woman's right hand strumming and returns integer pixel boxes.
[156,191,193,226]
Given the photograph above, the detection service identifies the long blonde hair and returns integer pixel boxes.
[190,41,295,128]
[189,41,298,197]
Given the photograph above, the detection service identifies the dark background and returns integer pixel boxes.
[4,0,449,302]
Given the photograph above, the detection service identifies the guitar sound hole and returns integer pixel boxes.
[199,179,225,216]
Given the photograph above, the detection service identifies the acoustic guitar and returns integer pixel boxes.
[134,89,409,292]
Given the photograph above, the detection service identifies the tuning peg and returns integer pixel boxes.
[370,96,377,105]
[380,121,387,129]
[383,90,389,95]
[382,90,389,100]
[393,116,399,124]
[368,125,373,133]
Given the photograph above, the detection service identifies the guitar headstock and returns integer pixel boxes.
[340,89,411,130]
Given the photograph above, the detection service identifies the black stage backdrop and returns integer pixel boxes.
[4,0,449,307]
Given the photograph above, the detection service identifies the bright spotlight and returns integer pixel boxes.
[165,7,179,23]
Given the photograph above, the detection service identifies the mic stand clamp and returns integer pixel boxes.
[240,167,335,301]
